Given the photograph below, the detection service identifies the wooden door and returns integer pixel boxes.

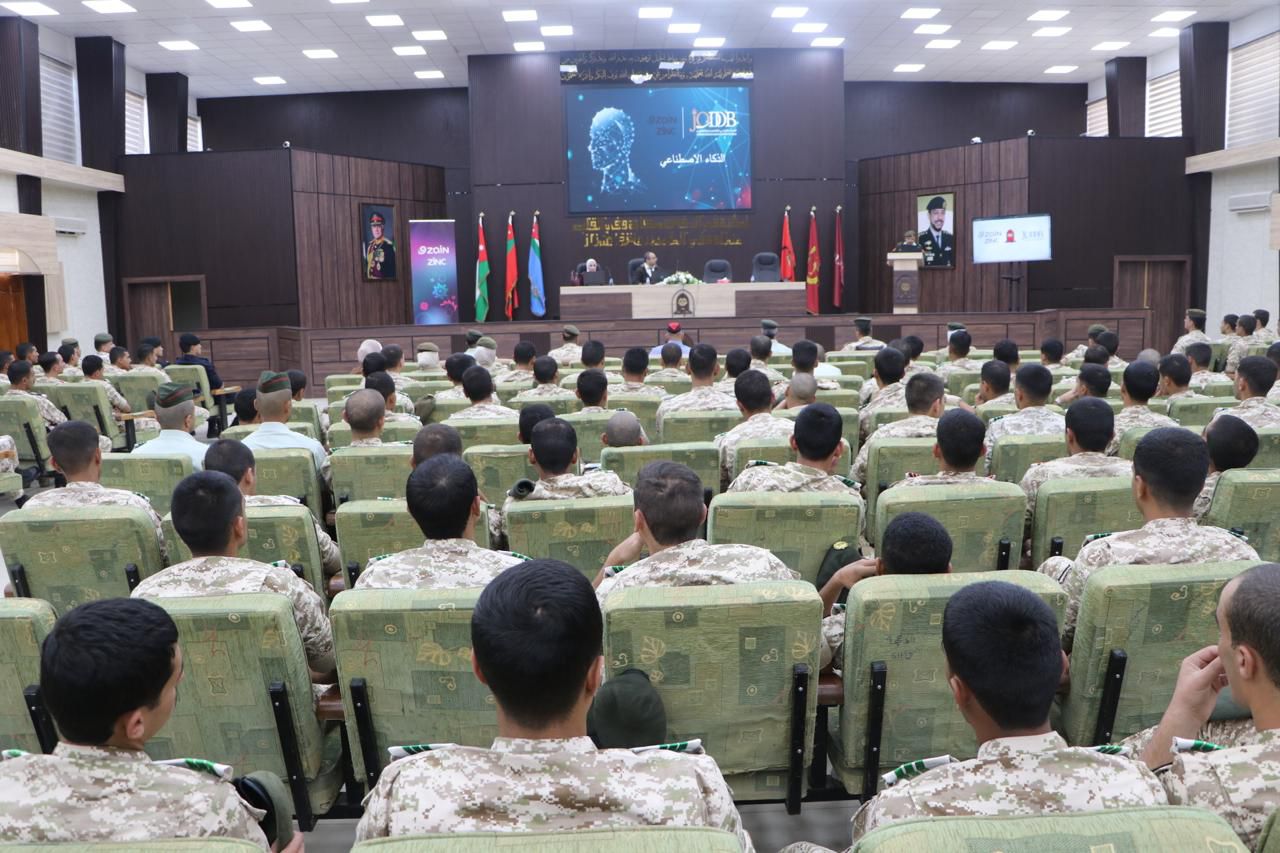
[124,281,172,349]
[1113,255,1191,354]
[0,275,27,351]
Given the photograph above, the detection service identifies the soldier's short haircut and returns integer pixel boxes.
[792,340,819,371]
[80,354,103,378]
[724,348,751,379]
[57,343,76,364]
[735,369,774,413]
[406,454,477,539]
[1238,314,1258,335]
[15,342,35,361]
[1268,342,1280,370]
[1255,309,1271,328]
[1225,563,1280,689]
[688,343,718,379]
[0,350,11,372]
[381,344,404,369]
[41,598,179,745]
[622,347,650,376]
[1122,361,1160,403]
[171,470,245,554]
[364,371,396,402]
[1040,338,1064,363]
[37,351,60,373]
[532,355,558,384]
[1186,342,1214,370]
[902,336,925,360]
[155,399,195,431]
[471,559,603,729]
[204,438,256,484]
[1223,313,1239,329]
[660,342,683,367]
[936,409,985,469]
[1097,331,1120,356]
[287,369,308,397]
[853,317,872,336]
[412,423,462,467]
[445,353,475,383]
[1238,355,1278,396]
[789,373,818,404]
[943,580,1062,730]
[513,341,537,365]
[6,359,30,385]
[1134,427,1209,509]
[1065,397,1114,453]
[47,420,101,474]
[749,335,773,361]
[881,512,952,574]
[794,403,842,460]
[345,388,386,432]
[1188,311,1207,331]
[635,461,704,545]
[361,352,388,378]
[1082,345,1109,366]
[980,360,1011,396]
[873,346,906,384]
[530,417,577,475]
[232,388,257,425]
[108,345,127,365]
[581,340,606,367]
[1206,415,1258,473]
[905,372,945,414]
[1159,354,1193,387]
[1078,364,1112,398]
[518,403,555,444]
[1016,364,1054,403]
[576,369,608,406]
[993,339,1019,366]
[949,330,972,357]
[136,343,155,363]
[461,365,494,403]
[604,411,645,448]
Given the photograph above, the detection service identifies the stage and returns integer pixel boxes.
[560,282,808,320]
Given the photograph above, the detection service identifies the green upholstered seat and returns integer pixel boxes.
[659,410,742,445]
[330,445,414,504]
[977,404,1016,425]
[0,506,164,614]
[1252,428,1280,469]
[1210,341,1230,372]
[9,842,267,851]
[506,495,634,577]
[1147,397,1170,415]
[876,481,1025,572]
[331,588,492,786]
[221,422,319,443]
[0,598,56,753]
[866,407,911,438]
[1059,561,1261,746]
[1029,477,1142,567]
[252,449,323,520]
[449,418,522,451]
[834,375,866,391]
[1203,469,1280,561]
[815,389,861,410]
[287,401,325,439]
[600,442,720,495]
[863,437,937,534]
[1259,811,1280,853]
[603,581,821,802]
[730,437,796,479]
[773,408,861,456]
[43,383,136,450]
[830,359,872,379]
[707,492,863,585]
[602,394,663,440]
[989,434,1068,484]
[398,381,452,403]
[425,398,472,424]
[830,571,1067,797]
[944,370,980,397]
[644,377,692,396]
[0,471,22,500]
[463,444,536,503]
[961,383,980,406]
[514,396,580,416]
[1117,425,1200,459]
[559,371,624,388]
[0,396,50,470]
[107,372,161,412]
[324,373,363,392]
[494,380,535,401]
[1170,396,1236,428]
[100,453,193,516]
[335,500,426,580]
[561,411,613,463]
[327,422,420,449]
[1202,381,1236,397]
[166,364,213,409]
[352,828,742,852]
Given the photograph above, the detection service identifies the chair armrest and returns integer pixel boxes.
[818,672,844,707]
[314,685,345,721]
[212,385,242,396]
[326,574,346,599]
[119,411,156,421]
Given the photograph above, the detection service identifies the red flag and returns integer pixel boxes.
[805,208,821,314]
[504,213,519,320]
[780,209,796,281]
[833,207,845,309]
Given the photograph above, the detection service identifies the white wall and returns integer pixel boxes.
[1205,160,1280,327]
[39,184,108,350]
[0,173,17,214]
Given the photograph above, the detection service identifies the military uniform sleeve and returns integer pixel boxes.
[851,440,871,487]
[203,359,224,390]
[315,521,342,577]
[355,761,406,841]
[1161,755,1231,821]
[851,786,913,841]
[1040,539,1111,652]
[212,784,272,851]
[692,756,756,853]
[280,573,335,674]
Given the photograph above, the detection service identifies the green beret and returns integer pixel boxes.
[1187,309,1206,319]
[60,337,79,347]
[465,329,483,345]
[93,333,113,347]
[416,342,439,353]
[257,370,291,394]
[947,322,966,331]
[1087,324,1108,336]
[761,319,778,331]
[155,382,194,408]
[563,325,580,338]
[926,195,947,211]
[476,336,497,349]
[586,669,666,749]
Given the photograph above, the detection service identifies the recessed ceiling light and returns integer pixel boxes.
[689,49,717,57]
[1027,9,1068,21]
[254,76,285,85]
[83,0,136,13]
[366,14,402,26]
[159,39,199,50]
[914,23,950,34]
[693,36,725,47]
[329,0,368,4]
[414,69,444,79]
[206,0,250,8]
[513,40,545,51]
[793,22,826,33]
[772,6,808,17]
[393,45,426,56]
[894,63,925,72]
[811,36,844,47]
[658,60,685,69]
[303,48,337,59]
[540,24,573,36]
[231,19,270,31]
[638,7,672,18]
[668,22,700,33]
[1150,27,1181,37]
[502,9,537,22]
[1152,11,1195,22]
[1044,65,1077,73]
[926,38,959,48]
[1092,40,1130,50]
[982,40,1017,50]
[413,29,447,41]
[1033,26,1071,36]
[900,8,940,19]
[0,1,59,14]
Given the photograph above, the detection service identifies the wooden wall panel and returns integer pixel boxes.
[145,73,188,155]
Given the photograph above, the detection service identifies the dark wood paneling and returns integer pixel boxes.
[1105,57,1147,137]
[0,17,41,156]
[753,49,844,180]
[75,37,126,172]
[16,175,40,216]
[468,53,565,186]
[1179,22,1229,155]
[145,73,188,155]
[557,291,632,321]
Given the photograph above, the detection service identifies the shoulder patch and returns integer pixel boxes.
[1,748,30,761]
[749,460,779,469]
[831,540,849,551]
[988,415,1006,423]
[156,757,234,781]
[508,552,531,561]
[1228,528,1250,542]
[368,554,393,565]
[269,560,291,569]
[1083,531,1113,544]
[836,476,858,489]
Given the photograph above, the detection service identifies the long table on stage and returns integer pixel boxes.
[559,281,808,320]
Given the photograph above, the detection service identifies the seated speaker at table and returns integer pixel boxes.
[631,251,665,284]
[576,258,613,285]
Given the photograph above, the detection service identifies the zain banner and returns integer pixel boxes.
[410,219,459,325]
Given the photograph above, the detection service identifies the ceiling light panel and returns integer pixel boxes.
[1152,11,1196,22]
[926,38,959,48]
[1,1,59,13]
[900,8,940,20]
[230,19,270,31]
[415,69,444,79]
[393,45,426,56]
[693,36,725,47]
[159,39,199,50]
[206,0,250,8]
[811,36,844,47]
[366,14,403,26]
[254,75,285,85]
[982,40,1017,50]
[668,22,700,33]
[914,23,950,34]
[637,7,673,19]
[894,63,925,72]
[793,22,826,33]
[413,30,447,40]
[1033,26,1071,36]
[1027,10,1068,21]
[771,6,807,17]
[83,0,136,13]
[502,9,537,22]
[1092,41,1130,50]
[1149,27,1181,37]
[1044,65,1078,73]
[513,40,545,51]
[540,24,573,36]
[303,48,337,58]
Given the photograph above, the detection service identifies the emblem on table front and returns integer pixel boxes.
[672,289,695,317]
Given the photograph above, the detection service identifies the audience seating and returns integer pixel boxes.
[944,370,980,397]
[505,495,634,577]
[494,380,534,399]
[751,251,781,282]
[397,381,452,403]
[961,383,981,406]
[463,444,536,502]
[1201,381,1236,397]
[253,449,324,520]
[603,394,662,439]
[559,372,624,389]
[327,422,419,449]
[826,358,872,380]
[660,410,743,445]
[331,446,414,504]
[221,422,320,443]
[814,389,861,410]
[833,375,865,392]
[0,470,21,499]
[335,500,425,586]
[1252,427,1280,468]
[730,437,796,478]
[977,405,1016,426]
[561,411,612,463]
[107,372,161,413]
[644,377,693,396]
[1029,477,1142,566]
[866,407,911,436]
[707,493,863,585]
[863,437,938,532]
[988,434,1068,484]
[100,453,193,516]
[44,383,154,450]
[1210,341,1230,372]
[1117,425,1200,459]
[166,364,214,410]
[514,396,579,416]
[1202,469,1280,561]
[0,598,57,754]
[876,482,1024,572]
[10,843,268,851]
[425,399,472,423]
[324,374,363,393]
[702,258,733,282]
[450,418,522,450]
[288,402,326,437]
[0,397,49,474]
[1170,397,1236,429]
[0,506,165,614]
[349,829,745,852]
[600,442,721,495]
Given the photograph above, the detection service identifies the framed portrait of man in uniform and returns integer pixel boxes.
[916,193,956,268]
[361,203,398,281]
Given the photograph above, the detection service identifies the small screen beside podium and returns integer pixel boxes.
[972,214,1053,264]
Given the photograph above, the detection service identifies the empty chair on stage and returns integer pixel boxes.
[702,259,733,282]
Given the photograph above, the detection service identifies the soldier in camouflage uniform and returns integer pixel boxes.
[491,341,537,385]
[748,335,787,383]
[6,359,67,431]
[934,329,984,378]
[1194,415,1259,520]
[776,373,818,412]
[0,598,277,850]
[132,342,172,381]
[563,340,624,385]
[0,434,15,477]
[840,316,885,352]
[1038,338,1077,378]
[973,359,1014,409]
[57,339,83,381]
[645,342,690,383]
[445,366,519,421]
[1038,427,1259,652]
[1225,315,1263,375]
[1065,324,1107,361]
[1172,308,1214,355]
[572,369,613,416]
[771,341,840,402]
[1253,309,1276,344]
[984,365,1065,473]
[885,409,990,493]
[81,354,163,435]
[1155,352,1209,404]
[1185,342,1233,391]
[858,347,909,445]
[545,324,584,366]
[131,471,335,682]
[1211,356,1280,432]
[655,344,738,432]
[1096,331,1128,370]
[727,401,859,497]
[614,347,670,398]
[714,371,795,489]
[852,372,945,486]
[1106,362,1179,455]
[355,559,753,847]
[428,353,477,404]
[103,345,132,376]
[510,356,577,404]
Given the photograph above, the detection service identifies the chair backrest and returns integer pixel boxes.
[222,422,317,442]
[0,506,164,614]
[495,380,535,401]
[944,370,981,397]
[660,410,742,445]
[252,449,323,519]
[1170,396,1236,428]
[864,437,938,529]
[1203,381,1236,397]
[773,407,861,456]
[603,581,821,801]
[328,422,420,449]
[0,598,56,753]
[324,373,363,392]
[961,383,981,406]
[165,364,212,408]
[107,372,161,412]
[627,257,645,281]
[868,406,910,436]
[876,481,1025,572]
[599,442,720,495]
[830,358,872,379]
[505,495,635,578]
[335,499,426,577]
[751,251,780,282]
[463,444,536,501]
[1252,427,1280,469]
[977,404,1017,426]
[1259,810,1280,853]
[331,587,491,785]
[1203,468,1280,561]
[287,401,324,438]
[0,397,49,468]
[43,383,119,440]
[1117,425,1199,459]
[731,437,796,479]
[1060,561,1261,746]
[707,492,863,585]
[702,258,732,282]
[814,388,861,410]
[398,381,452,403]
[425,398,473,424]
[1030,477,1142,566]
[516,395,579,415]
[331,445,414,504]
[835,571,1067,797]
[1210,341,1231,371]
[9,842,267,851]
[560,411,612,464]
[100,453,193,516]
[451,418,523,451]
[350,828,744,852]
[989,434,1069,484]
[644,377,692,396]
[601,395,663,439]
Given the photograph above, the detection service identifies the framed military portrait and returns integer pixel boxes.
[916,192,956,269]
[361,203,398,281]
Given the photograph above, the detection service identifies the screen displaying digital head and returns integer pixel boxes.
[565,85,752,213]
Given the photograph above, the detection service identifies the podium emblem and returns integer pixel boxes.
[672,289,695,317]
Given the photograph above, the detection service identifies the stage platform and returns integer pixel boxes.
[189,308,1156,388]
[560,282,808,320]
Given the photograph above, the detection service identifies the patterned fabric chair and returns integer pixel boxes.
[506,496,634,578]
[1203,381,1236,397]
[561,411,613,464]
[603,581,822,803]
[327,422,419,449]
[644,378,693,396]
[600,394,662,440]
[515,397,580,416]
[145,594,344,829]
[0,397,49,472]
[1059,561,1261,746]
[100,453,193,517]
[221,422,319,443]
[331,588,491,787]
[398,381,452,403]
[1117,425,1200,460]
[253,449,323,520]
[876,482,1024,572]
[335,500,427,584]
[288,402,325,439]
[463,445,536,503]
[988,434,1068,484]
[815,389,861,410]
[0,471,22,500]
[660,411,743,445]
[166,364,213,410]
[849,807,1246,853]
[1252,427,1280,469]
[1029,477,1142,567]
[1170,397,1237,429]
[830,571,1067,797]
[707,492,863,585]
[331,445,414,504]
[350,828,743,852]
[0,598,56,753]
[961,383,981,406]
[323,374,363,393]
[107,372,161,413]
[867,407,911,438]
[1203,469,1280,561]
[44,383,152,450]
[774,407,861,457]
[977,405,1016,426]
[425,398,473,424]
[864,437,938,534]
[11,842,267,851]
[826,356,873,380]
[494,380,535,401]
[600,442,720,495]
[731,438,796,479]
[0,506,165,614]
[451,419,523,451]
[834,375,866,392]
[943,370,980,397]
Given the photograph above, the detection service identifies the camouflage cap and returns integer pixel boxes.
[1087,324,1108,336]
[563,325,581,338]
[60,337,79,347]
[1187,309,1206,319]
[155,382,195,408]
[257,370,291,394]
[587,668,666,749]
[476,335,497,350]
[465,329,483,345]
[93,333,114,347]
[416,341,440,353]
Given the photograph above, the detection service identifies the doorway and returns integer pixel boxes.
[1113,255,1191,354]
[0,276,26,352]
[122,277,207,351]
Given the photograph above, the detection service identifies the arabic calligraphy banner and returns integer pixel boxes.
[409,219,460,325]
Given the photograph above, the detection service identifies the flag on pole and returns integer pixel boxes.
[780,209,796,281]
[474,214,490,322]
[528,213,546,318]
[833,206,845,309]
[504,212,519,320]
[805,208,821,314]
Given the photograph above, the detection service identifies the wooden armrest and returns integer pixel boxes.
[326,574,346,598]
[314,685,345,721]
[119,410,156,421]
[212,385,242,396]
[818,672,843,707]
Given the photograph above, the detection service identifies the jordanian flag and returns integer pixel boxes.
[475,215,490,322]
[529,213,546,318]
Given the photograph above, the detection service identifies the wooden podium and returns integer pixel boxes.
[886,251,923,314]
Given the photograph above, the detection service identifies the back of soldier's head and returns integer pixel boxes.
[445,353,476,383]
[604,410,645,448]
[471,559,602,729]
[1016,364,1053,403]
[6,359,30,385]
[462,365,494,403]
[1134,427,1209,510]
[874,346,906,384]
[789,373,818,404]
[635,461,704,545]
[1159,354,1192,387]
[381,344,404,370]
[1225,563,1280,690]
[108,345,126,366]
[1065,397,1114,452]
[581,340,606,368]
[41,598,179,745]
[980,360,1011,397]
[659,342,682,368]
[1097,330,1121,356]
[532,356,558,384]
[905,372,945,414]
[412,423,462,467]
[1078,364,1112,398]
[993,339,1019,366]
[1040,338,1064,363]
[688,343,717,378]
[171,470,244,554]
[406,454,477,539]
[576,370,608,406]
[724,348,751,379]
[1224,313,1239,330]
[0,350,11,373]
[853,317,872,336]
[513,341,537,366]
[943,581,1062,731]
[794,403,842,461]
[518,404,555,444]
[1122,361,1159,403]
[936,409,985,469]
[1083,344,1109,366]
[57,343,76,365]
[1239,356,1278,397]
[1186,342,1213,370]
[792,340,819,372]
[38,351,60,373]
[881,512,952,574]
[749,335,773,361]
[1239,314,1258,335]
[1206,415,1258,473]
[622,347,649,377]
[364,370,396,402]
[949,330,972,357]
[345,388,386,432]
[287,369,308,398]
[1268,342,1280,371]
[1255,309,1271,328]
[902,336,925,361]
[530,417,577,474]
[232,388,257,425]
[47,421,100,475]
[203,438,255,484]
[361,352,388,377]
[734,370,774,413]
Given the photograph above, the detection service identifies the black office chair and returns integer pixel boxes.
[752,252,781,282]
[702,259,733,282]
[628,258,646,283]
[575,262,588,276]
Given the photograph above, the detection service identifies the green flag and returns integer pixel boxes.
[475,215,490,322]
